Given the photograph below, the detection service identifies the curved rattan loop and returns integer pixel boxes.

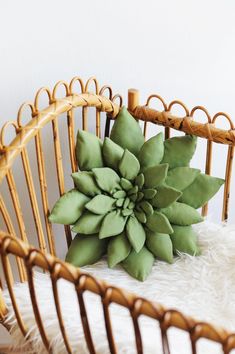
[52,81,70,101]
[0,93,120,183]
[101,285,132,309]
[131,298,144,354]
[50,262,72,354]
[76,272,104,295]
[168,100,189,116]
[69,76,85,95]
[1,235,28,258]
[99,85,113,98]
[102,287,117,354]
[1,238,28,337]
[85,77,99,94]
[212,112,234,130]
[0,121,19,150]
[192,322,225,343]
[25,250,51,352]
[223,333,235,353]
[163,309,192,331]
[146,94,167,111]
[17,102,35,128]
[34,87,52,112]
[74,274,97,354]
[190,106,212,123]
[112,94,123,108]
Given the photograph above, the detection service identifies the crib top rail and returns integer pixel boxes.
[1,77,235,186]
[0,76,122,184]
[127,89,235,145]
[1,231,235,353]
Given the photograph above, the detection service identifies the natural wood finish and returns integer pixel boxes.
[128,89,139,112]
[130,103,235,146]
[0,232,234,352]
[0,196,26,282]
[0,78,235,353]
[128,88,235,220]
[0,93,119,183]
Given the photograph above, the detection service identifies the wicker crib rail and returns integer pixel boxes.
[1,76,235,353]
[0,232,235,354]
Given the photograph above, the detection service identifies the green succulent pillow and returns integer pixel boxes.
[49,106,224,281]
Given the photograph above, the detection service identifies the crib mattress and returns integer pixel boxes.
[3,220,235,354]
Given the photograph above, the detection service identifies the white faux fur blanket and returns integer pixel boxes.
[3,220,235,354]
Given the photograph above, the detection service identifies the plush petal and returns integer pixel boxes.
[136,192,144,202]
[85,195,115,214]
[152,186,182,208]
[165,167,200,191]
[99,210,127,238]
[72,212,104,234]
[179,173,224,209]
[138,133,164,170]
[161,135,197,169]
[144,164,168,188]
[170,225,200,256]
[146,211,173,234]
[49,189,90,225]
[128,185,138,195]
[92,167,120,193]
[113,190,126,198]
[107,232,131,268]
[122,208,133,216]
[161,202,203,226]
[128,201,135,209]
[135,173,145,189]
[126,216,146,252]
[146,230,173,263]
[134,210,147,223]
[116,198,125,207]
[76,130,103,170]
[139,201,154,216]
[120,178,133,191]
[110,107,144,155]
[72,171,101,197]
[102,137,124,170]
[65,234,107,267]
[122,247,154,281]
[119,149,140,180]
[143,189,157,200]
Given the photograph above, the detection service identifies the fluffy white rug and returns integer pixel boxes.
[3,220,235,354]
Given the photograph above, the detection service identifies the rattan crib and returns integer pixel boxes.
[0,76,235,354]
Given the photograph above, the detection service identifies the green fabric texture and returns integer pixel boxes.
[72,171,101,197]
[161,135,197,169]
[110,107,144,155]
[165,167,200,191]
[170,225,200,256]
[122,247,154,281]
[66,234,107,267]
[76,130,103,170]
[119,149,140,180]
[72,212,104,234]
[146,230,173,264]
[138,133,164,170]
[103,138,124,170]
[49,189,89,225]
[107,232,131,268]
[161,202,203,226]
[179,173,225,208]
[49,105,224,281]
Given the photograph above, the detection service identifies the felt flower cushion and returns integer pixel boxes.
[49,107,224,281]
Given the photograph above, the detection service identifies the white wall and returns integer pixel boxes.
[1,0,235,345]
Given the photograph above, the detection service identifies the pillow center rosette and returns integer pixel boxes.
[49,107,224,281]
